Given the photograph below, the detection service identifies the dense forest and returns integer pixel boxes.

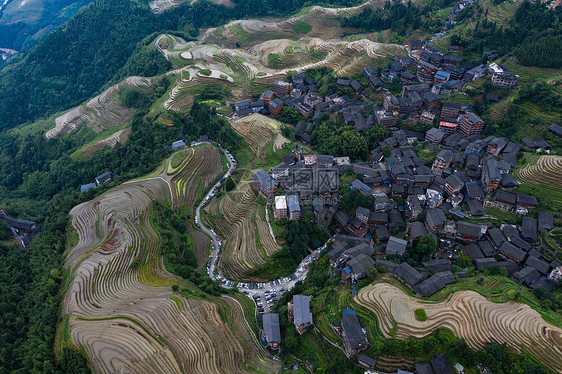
[0,0,93,51]
[341,0,453,35]
[456,1,562,67]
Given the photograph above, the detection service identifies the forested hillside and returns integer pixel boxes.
[0,0,94,52]
[0,0,362,130]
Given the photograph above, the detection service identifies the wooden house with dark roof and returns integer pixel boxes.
[513,266,541,286]
[478,240,497,257]
[538,212,554,231]
[487,228,505,249]
[499,242,527,264]
[521,217,538,244]
[394,262,425,287]
[474,257,498,270]
[465,243,484,259]
[525,256,550,275]
[341,313,368,356]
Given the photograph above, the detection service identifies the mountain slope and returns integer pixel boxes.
[0,0,94,51]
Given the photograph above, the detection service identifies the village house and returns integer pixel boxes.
[95,171,115,186]
[426,208,446,233]
[262,313,281,349]
[253,169,277,198]
[488,63,518,88]
[431,149,453,175]
[394,262,425,287]
[274,196,287,220]
[341,312,368,356]
[406,195,422,219]
[287,195,301,221]
[289,295,313,334]
[458,112,484,136]
[456,221,481,242]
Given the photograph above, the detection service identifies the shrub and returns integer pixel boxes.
[414,308,427,321]
[199,68,211,76]
[292,21,312,34]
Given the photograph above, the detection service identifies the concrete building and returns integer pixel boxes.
[274,196,287,220]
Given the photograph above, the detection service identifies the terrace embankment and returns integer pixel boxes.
[62,145,279,374]
[356,282,562,373]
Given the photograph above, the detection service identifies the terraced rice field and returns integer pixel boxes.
[152,1,403,113]
[62,145,278,373]
[516,155,562,188]
[232,114,288,160]
[80,128,131,157]
[204,115,284,279]
[514,155,562,211]
[167,145,225,266]
[46,76,152,139]
[205,180,280,279]
[356,283,562,372]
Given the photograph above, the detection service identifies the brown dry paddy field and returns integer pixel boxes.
[60,144,280,374]
[356,282,562,372]
[204,114,288,280]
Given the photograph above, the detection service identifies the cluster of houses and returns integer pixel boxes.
[0,210,40,247]
[253,111,559,295]
[404,39,517,90]
[80,171,116,193]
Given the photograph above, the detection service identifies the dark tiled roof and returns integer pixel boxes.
[358,353,377,367]
[538,211,554,231]
[497,260,518,276]
[376,225,390,241]
[525,256,550,275]
[499,241,527,262]
[422,259,451,272]
[517,193,538,206]
[529,276,556,292]
[341,314,368,350]
[521,217,538,243]
[395,262,425,286]
[457,221,481,238]
[514,266,541,286]
[263,313,281,343]
[487,228,505,248]
[478,240,497,257]
[431,355,454,374]
[465,243,484,259]
[415,362,435,374]
[376,258,398,273]
[466,199,484,216]
[510,236,531,251]
[495,191,516,204]
[254,169,276,190]
[293,295,313,327]
[386,236,407,255]
[474,257,497,270]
